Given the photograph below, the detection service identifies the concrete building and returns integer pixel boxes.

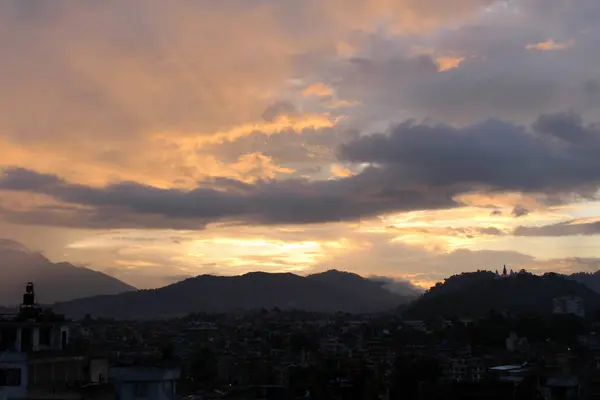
[0,283,74,400]
[0,283,107,400]
[0,284,70,354]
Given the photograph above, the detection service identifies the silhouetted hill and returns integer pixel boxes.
[568,271,600,293]
[403,271,600,319]
[53,270,414,319]
[0,239,135,306]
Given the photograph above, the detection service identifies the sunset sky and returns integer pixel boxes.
[2,0,600,290]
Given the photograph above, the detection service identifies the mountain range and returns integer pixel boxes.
[53,270,415,319]
[48,269,600,320]
[6,237,600,320]
[51,268,600,320]
[0,239,135,306]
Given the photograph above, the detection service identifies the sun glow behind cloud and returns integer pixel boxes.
[185,236,358,274]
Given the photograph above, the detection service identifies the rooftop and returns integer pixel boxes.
[0,283,67,323]
[489,365,523,371]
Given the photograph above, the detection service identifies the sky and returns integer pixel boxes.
[2,0,600,290]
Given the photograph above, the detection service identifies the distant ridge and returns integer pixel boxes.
[53,270,416,319]
[567,271,600,294]
[0,239,135,306]
[403,270,600,319]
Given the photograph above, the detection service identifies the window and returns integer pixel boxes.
[134,382,149,398]
[39,327,52,346]
[0,329,17,351]
[0,368,22,387]
[61,330,68,349]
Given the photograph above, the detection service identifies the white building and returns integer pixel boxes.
[553,296,585,318]
[0,283,78,400]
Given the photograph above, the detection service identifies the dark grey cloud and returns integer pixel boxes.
[330,50,442,128]
[339,111,600,195]
[2,111,600,229]
[0,202,208,230]
[490,209,503,216]
[322,0,600,128]
[511,205,530,218]
[478,227,505,236]
[261,102,299,122]
[514,219,600,237]
[0,166,459,229]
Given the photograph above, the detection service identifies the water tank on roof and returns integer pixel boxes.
[22,282,36,306]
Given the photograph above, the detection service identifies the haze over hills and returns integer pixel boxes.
[403,271,600,320]
[567,271,600,294]
[0,239,135,306]
[53,269,417,319]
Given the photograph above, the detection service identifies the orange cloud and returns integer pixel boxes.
[302,83,334,98]
[526,40,574,51]
[2,0,581,291]
[336,41,358,58]
[0,134,294,188]
[0,0,490,199]
[330,164,354,178]
[327,99,360,109]
[155,113,339,146]
[0,1,491,148]
[408,47,465,71]
[0,137,172,187]
[114,259,163,268]
[436,56,465,71]
[455,192,550,211]
[387,225,506,251]
[229,153,295,182]
[387,225,505,237]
